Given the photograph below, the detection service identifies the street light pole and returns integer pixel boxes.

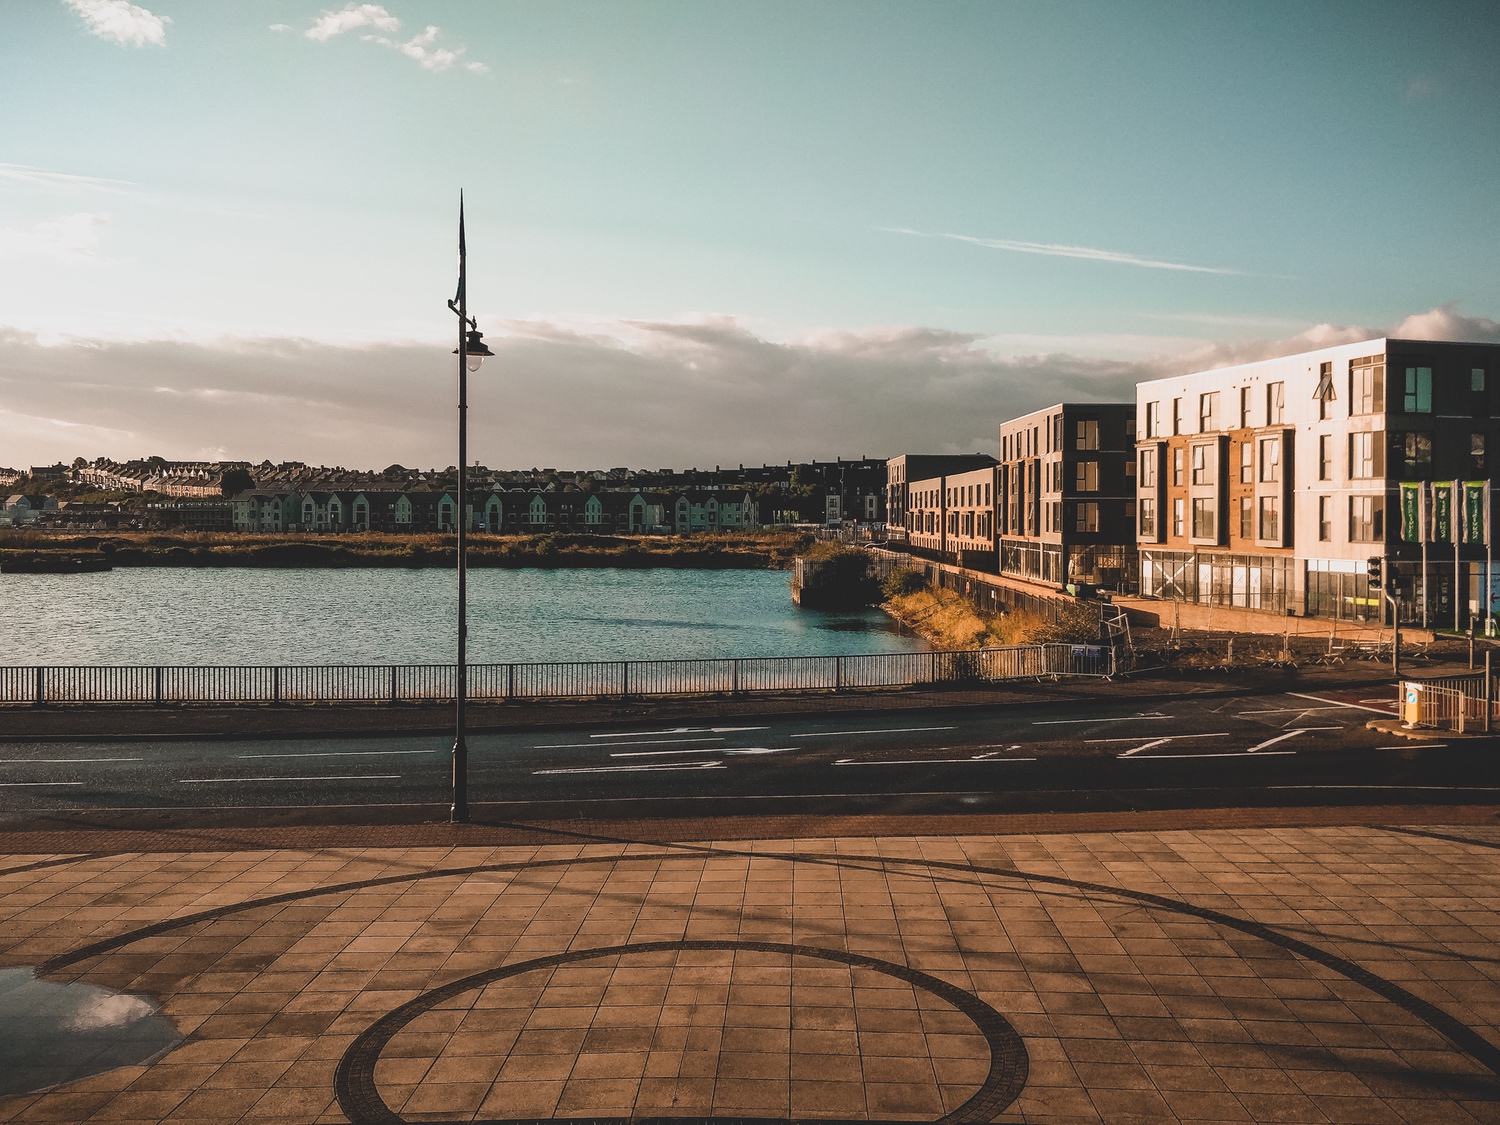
[447,193,493,824]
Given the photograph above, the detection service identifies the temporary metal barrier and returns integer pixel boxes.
[1398,677,1497,733]
[0,643,1115,706]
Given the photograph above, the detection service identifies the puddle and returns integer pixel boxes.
[0,968,182,1095]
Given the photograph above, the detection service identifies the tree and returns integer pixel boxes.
[71,456,88,470]
[220,468,254,496]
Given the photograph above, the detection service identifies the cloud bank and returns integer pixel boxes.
[62,0,168,47]
[0,212,109,261]
[2,307,1493,470]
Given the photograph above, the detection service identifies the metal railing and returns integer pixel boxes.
[1398,676,1498,734]
[0,643,1115,706]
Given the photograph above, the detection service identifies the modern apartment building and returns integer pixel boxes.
[886,454,998,539]
[905,462,999,570]
[997,403,1137,591]
[1135,337,1498,625]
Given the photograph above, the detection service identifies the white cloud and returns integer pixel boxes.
[304,3,399,41]
[269,23,292,33]
[301,3,486,73]
[0,162,134,195]
[0,212,109,261]
[61,0,169,47]
[882,226,1243,275]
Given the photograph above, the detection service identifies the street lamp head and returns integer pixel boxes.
[456,328,494,372]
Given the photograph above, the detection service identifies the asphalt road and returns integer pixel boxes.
[2,686,1496,820]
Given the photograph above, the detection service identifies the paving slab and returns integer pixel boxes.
[1,810,1499,1123]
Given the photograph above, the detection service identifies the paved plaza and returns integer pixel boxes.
[2,813,1500,1124]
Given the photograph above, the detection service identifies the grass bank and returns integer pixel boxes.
[883,586,1101,649]
[0,530,815,570]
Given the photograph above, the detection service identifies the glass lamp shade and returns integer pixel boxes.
[455,328,495,372]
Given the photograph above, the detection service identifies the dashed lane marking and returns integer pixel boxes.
[238,750,437,759]
[0,781,87,787]
[1034,713,1171,726]
[178,775,403,784]
[789,726,956,738]
[1121,750,1298,760]
[0,757,144,764]
[1246,729,1310,752]
[588,727,766,739]
[535,737,725,749]
[833,755,1037,766]
[532,762,726,775]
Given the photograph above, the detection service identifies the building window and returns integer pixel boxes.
[1258,437,1280,483]
[1239,386,1252,428]
[1140,449,1157,488]
[1404,367,1433,413]
[1318,434,1333,481]
[1191,444,1211,486]
[1349,357,1383,415]
[1076,419,1098,450]
[1172,498,1184,537]
[1192,498,1216,539]
[1172,398,1182,436]
[1473,433,1487,473]
[1239,441,1253,484]
[1172,448,1184,486]
[1349,431,1378,479]
[1318,496,1332,542]
[1145,402,1160,438]
[1393,431,1432,477]
[1139,497,1157,537]
[1238,496,1253,540]
[1258,496,1280,541]
[1199,392,1219,433]
[1315,361,1335,420]
[1349,495,1384,542]
[1266,382,1284,425]
[1126,417,1137,440]
[1474,368,1487,392]
[1074,502,1099,533]
[1074,461,1099,491]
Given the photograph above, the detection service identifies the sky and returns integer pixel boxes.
[2,0,1499,469]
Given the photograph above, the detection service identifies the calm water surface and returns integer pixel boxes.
[0,568,922,665]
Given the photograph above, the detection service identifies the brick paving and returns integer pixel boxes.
[2,812,1500,1123]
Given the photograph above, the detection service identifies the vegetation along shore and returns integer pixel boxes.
[0,530,817,571]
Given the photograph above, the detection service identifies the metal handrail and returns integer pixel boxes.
[1,643,1115,706]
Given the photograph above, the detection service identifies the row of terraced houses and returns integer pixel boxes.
[888,336,1500,629]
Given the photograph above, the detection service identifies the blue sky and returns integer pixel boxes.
[2,1,1498,466]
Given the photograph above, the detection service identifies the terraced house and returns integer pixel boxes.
[1135,337,1499,626]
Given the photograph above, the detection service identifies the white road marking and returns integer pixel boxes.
[1117,738,1172,757]
[724,747,796,756]
[588,727,765,739]
[834,756,1037,766]
[1246,729,1309,752]
[1286,692,1395,716]
[238,750,436,759]
[1088,733,1230,744]
[1121,751,1297,760]
[1377,744,1447,749]
[532,762,725,775]
[0,781,87,787]
[1238,707,1350,715]
[0,757,143,764]
[611,746,724,758]
[1034,714,1171,726]
[789,726,955,738]
[536,737,725,749]
[179,775,402,783]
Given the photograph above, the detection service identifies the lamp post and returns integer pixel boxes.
[447,193,494,823]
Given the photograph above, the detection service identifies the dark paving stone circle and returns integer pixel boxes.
[332,938,1029,1125]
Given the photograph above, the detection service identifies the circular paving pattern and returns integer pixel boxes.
[333,940,1028,1124]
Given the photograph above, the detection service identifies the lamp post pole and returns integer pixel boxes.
[447,193,493,824]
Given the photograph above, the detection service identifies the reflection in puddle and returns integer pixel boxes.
[0,968,182,1095]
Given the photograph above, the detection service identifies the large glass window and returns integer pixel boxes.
[1239,386,1252,428]
[1266,382,1284,425]
[1318,496,1332,542]
[1172,498,1184,538]
[1392,431,1432,477]
[1238,496,1253,540]
[1191,444,1210,485]
[1350,357,1383,415]
[1192,498,1216,539]
[1315,362,1335,420]
[1145,402,1159,438]
[1349,495,1384,542]
[1139,449,1157,488]
[1404,367,1433,413]
[1258,496,1280,541]
[1349,431,1378,479]
[1172,399,1182,436]
[1074,502,1099,533]
[1139,497,1157,537]
[1074,461,1099,491]
[1199,392,1219,433]
[1239,441,1253,484]
[1473,433,1487,473]
[1075,419,1099,450]
[1259,437,1280,483]
[1319,434,1333,481]
[1172,448,1184,486]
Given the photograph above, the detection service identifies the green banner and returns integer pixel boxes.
[1433,482,1453,543]
[1401,482,1423,542]
[1466,481,1488,545]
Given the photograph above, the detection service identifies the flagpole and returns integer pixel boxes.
[1455,480,1462,633]
[1421,481,1429,630]
[1488,480,1494,638]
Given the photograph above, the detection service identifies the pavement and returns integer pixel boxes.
[4,808,1500,1124]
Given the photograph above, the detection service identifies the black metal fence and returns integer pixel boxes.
[0,643,1115,706]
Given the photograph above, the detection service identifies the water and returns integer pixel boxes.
[0,568,922,666]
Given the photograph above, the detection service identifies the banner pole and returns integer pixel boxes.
[1421,482,1429,630]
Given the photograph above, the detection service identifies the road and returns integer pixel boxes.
[2,686,1496,819]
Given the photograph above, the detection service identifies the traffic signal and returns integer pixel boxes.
[1366,557,1383,591]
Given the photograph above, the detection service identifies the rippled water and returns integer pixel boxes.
[0,568,922,666]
